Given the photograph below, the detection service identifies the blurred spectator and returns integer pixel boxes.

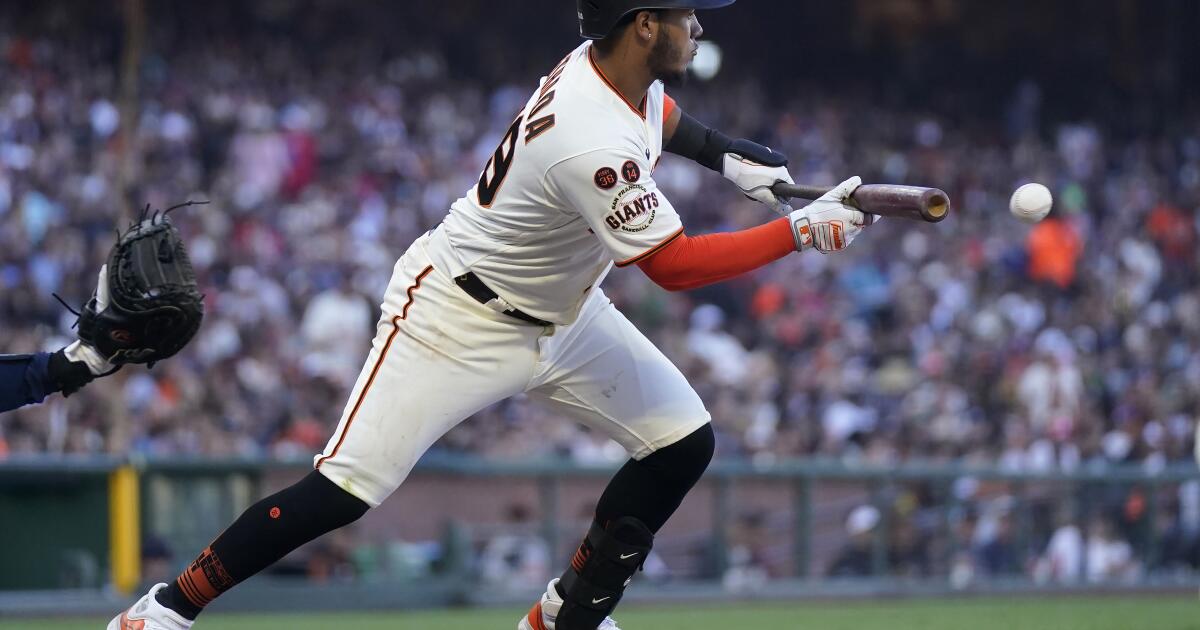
[973,509,1020,577]
[141,535,175,586]
[299,273,373,387]
[827,505,880,578]
[305,527,361,583]
[888,517,932,578]
[1034,509,1083,584]
[478,504,551,587]
[1026,211,1082,289]
[722,511,771,592]
[686,304,750,386]
[1155,502,1200,573]
[1084,517,1137,583]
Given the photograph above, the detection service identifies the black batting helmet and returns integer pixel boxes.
[577,0,736,40]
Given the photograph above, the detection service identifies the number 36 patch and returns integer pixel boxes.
[594,167,618,190]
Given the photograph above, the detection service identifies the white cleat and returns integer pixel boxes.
[517,579,621,630]
[107,583,193,630]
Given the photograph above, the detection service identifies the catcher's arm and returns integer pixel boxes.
[0,352,73,412]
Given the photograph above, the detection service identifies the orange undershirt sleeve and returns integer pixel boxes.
[636,218,795,291]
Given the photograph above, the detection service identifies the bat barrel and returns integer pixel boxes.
[771,182,950,223]
[924,190,951,221]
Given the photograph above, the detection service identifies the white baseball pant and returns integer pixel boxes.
[315,232,710,506]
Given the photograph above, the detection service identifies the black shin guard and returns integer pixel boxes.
[555,517,653,630]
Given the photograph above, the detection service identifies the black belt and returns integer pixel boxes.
[454,272,553,327]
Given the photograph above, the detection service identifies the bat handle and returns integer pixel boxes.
[770,182,865,214]
[771,183,830,201]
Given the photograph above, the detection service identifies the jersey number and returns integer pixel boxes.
[477,115,523,208]
[475,55,565,208]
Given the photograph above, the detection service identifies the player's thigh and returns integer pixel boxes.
[316,246,540,506]
[527,292,709,460]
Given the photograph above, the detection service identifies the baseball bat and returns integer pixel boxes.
[771,182,951,223]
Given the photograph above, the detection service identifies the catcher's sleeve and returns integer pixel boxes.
[637,218,795,291]
[0,352,53,412]
[0,349,100,411]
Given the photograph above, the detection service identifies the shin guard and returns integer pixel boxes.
[555,517,653,630]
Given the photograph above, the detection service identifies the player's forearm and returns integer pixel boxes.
[0,352,53,412]
[0,348,103,412]
[663,109,729,171]
[664,109,785,173]
[637,218,794,291]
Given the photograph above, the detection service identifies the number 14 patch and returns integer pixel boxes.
[621,160,640,183]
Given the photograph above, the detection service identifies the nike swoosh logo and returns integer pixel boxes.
[592,597,611,604]
[620,553,639,560]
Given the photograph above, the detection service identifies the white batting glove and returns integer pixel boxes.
[787,176,873,253]
[64,264,115,375]
[722,153,795,216]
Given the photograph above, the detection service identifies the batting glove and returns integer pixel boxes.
[63,264,115,375]
[787,176,874,253]
[722,148,794,217]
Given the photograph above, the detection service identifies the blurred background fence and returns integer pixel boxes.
[4,457,1199,615]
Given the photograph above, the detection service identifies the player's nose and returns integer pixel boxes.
[691,14,703,39]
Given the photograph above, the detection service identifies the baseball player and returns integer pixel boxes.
[2,214,202,414]
[111,2,871,629]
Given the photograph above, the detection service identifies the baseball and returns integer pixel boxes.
[1009,183,1053,223]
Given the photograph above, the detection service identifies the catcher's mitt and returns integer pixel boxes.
[77,203,205,366]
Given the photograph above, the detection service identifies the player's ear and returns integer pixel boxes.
[635,10,657,43]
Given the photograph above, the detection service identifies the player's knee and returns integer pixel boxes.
[285,470,371,527]
[678,422,716,476]
[648,422,714,482]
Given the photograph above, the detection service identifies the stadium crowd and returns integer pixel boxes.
[2,2,1196,470]
[1,1,1198,583]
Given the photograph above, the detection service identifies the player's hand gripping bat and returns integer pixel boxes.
[771,182,950,223]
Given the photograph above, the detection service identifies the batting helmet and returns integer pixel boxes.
[577,0,736,40]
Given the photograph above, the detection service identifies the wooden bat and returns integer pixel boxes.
[771,182,950,223]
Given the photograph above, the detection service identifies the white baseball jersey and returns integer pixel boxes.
[426,42,682,326]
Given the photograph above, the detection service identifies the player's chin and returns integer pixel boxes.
[659,66,689,87]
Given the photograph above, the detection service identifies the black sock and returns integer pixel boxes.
[155,470,369,619]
